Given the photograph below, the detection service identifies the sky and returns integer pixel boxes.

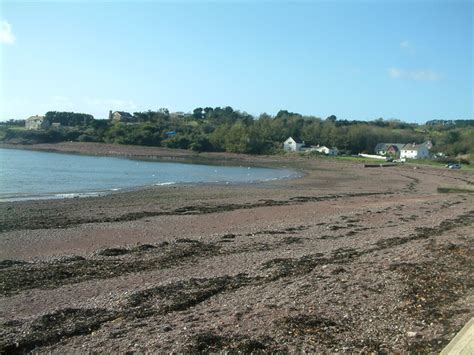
[0,0,472,123]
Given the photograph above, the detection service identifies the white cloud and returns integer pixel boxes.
[0,21,15,44]
[388,68,441,82]
[388,68,402,79]
[400,40,410,49]
[400,40,415,54]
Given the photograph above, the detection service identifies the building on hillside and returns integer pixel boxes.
[422,140,433,150]
[307,145,338,156]
[25,115,50,130]
[283,137,304,152]
[170,111,185,119]
[374,143,405,157]
[400,143,430,159]
[108,110,135,123]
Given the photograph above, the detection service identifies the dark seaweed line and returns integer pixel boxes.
[0,308,118,354]
[413,168,474,185]
[0,241,221,297]
[0,191,393,233]
[2,210,472,354]
[0,225,309,296]
[2,207,471,299]
[0,275,256,354]
[263,209,474,280]
[398,174,420,192]
[2,208,471,298]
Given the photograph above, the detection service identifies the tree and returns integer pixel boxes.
[193,108,204,120]
[203,107,214,118]
[45,111,94,126]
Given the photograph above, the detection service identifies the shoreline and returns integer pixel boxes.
[0,142,305,203]
[0,142,293,168]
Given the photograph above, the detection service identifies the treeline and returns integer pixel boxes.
[1,107,472,157]
[45,111,94,126]
[98,108,432,154]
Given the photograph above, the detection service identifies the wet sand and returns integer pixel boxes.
[0,142,473,353]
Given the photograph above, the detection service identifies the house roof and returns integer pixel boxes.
[26,115,45,122]
[286,137,303,143]
[113,111,133,117]
[421,141,433,149]
[375,143,405,152]
[402,143,426,151]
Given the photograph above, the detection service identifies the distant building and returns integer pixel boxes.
[307,145,338,156]
[422,140,433,150]
[374,143,405,157]
[400,143,430,159]
[170,112,185,119]
[283,137,304,152]
[25,115,50,130]
[375,141,434,159]
[108,110,135,123]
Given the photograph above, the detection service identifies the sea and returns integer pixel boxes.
[0,148,297,201]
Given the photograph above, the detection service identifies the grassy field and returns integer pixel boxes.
[296,153,474,171]
[296,153,386,164]
[362,157,474,171]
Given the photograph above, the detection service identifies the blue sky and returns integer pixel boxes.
[1,0,472,123]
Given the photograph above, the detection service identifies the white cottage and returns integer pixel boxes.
[283,137,304,152]
[25,115,50,130]
[108,110,135,123]
[400,143,430,159]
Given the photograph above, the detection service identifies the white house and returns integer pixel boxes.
[108,110,135,123]
[25,115,50,130]
[374,143,405,157]
[283,137,304,152]
[400,143,430,159]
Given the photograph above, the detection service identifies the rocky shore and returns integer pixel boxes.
[0,142,473,353]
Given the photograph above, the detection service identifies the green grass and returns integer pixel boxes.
[406,159,474,171]
[437,187,474,193]
[296,152,386,164]
[6,126,27,131]
[328,155,387,163]
[295,153,474,171]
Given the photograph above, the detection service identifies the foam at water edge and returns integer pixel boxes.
[0,192,103,202]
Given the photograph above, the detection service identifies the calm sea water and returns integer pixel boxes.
[0,148,296,201]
